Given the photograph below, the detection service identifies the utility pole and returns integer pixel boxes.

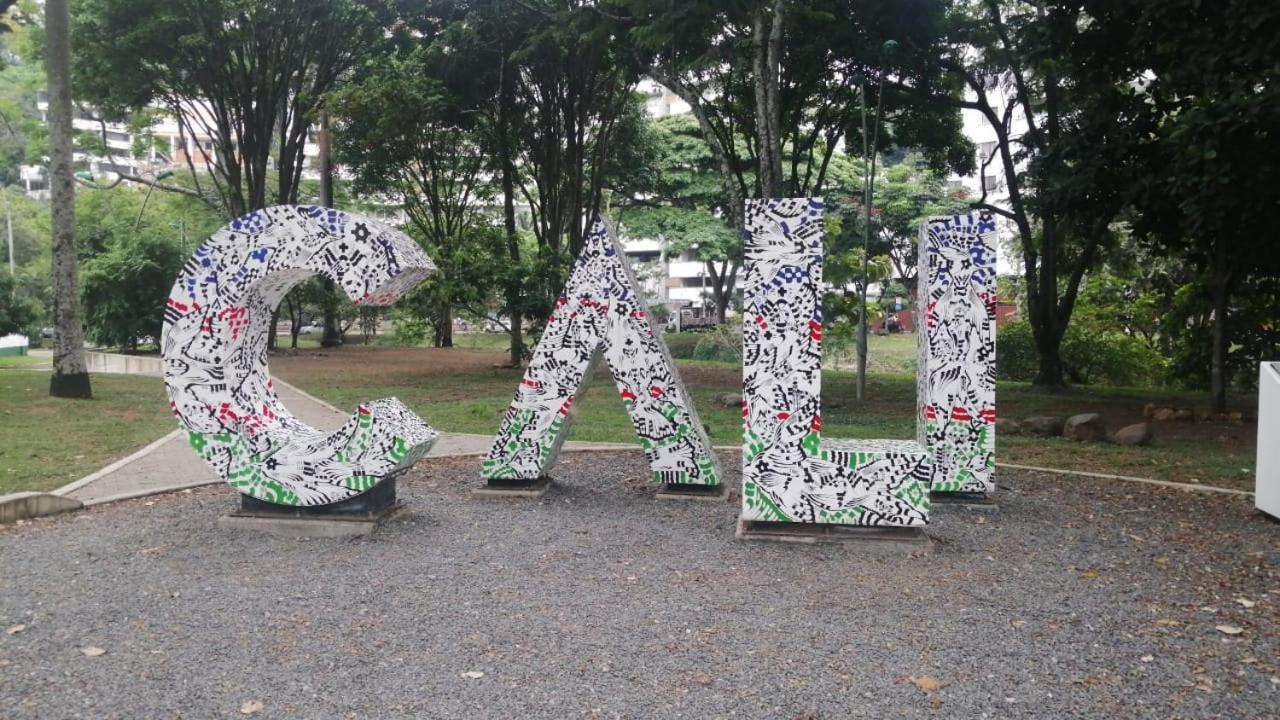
[6,192,13,276]
[855,40,896,402]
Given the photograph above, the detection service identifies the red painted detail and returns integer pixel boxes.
[555,295,568,308]
[951,406,972,421]
[754,315,768,330]
[166,298,189,312]
[811,415,822,431]
[217,403,239,422]
[741,404,749,418]
[521,378,541,389]
[777,412,790,421]
[631,311,645,319]
[924,405,937,420]
[979,408,996,424]
[559,396,574,415]
[358,405,371,416]
[620,388,637,401]
[808,319,823,341]
[649,385,664,399]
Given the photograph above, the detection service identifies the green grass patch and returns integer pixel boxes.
[0,370,175,493]
[0,355,48,368]
[274,347,1258,491]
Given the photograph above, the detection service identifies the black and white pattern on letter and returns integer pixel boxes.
[162,205,439,506]
[917,212,997,493]
[482,216,721,487]
[740,199,930,526]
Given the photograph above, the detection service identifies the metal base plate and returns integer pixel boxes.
[219,503,405,538]
[736,518,932,553]
[930,490,998,511]
[472,477,553,498]
[655,482,730,502]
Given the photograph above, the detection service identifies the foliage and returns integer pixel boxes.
[71,0,385,214]
[79,229,183,350]
[692,324,742,364]
[0,269,42,335]
[999,319,1168,389]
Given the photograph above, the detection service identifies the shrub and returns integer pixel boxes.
[997,319,1168,387]
[692,325,742,363]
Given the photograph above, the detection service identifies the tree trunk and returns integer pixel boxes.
[433,304,453,348]
[500,56,524,367]
[1210,236,1230,413]
[1032,322,1067,388]
[268,307,280,351]
[317,110,342,349]
[45,0,90,399]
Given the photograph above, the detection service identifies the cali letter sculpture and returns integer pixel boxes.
[481,217,721,494]
[162,206,439,506]
[739,199,997,529]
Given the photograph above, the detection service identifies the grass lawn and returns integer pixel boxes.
[0,369,174,494]
[272,345,1259,492]
[0,355,49,368]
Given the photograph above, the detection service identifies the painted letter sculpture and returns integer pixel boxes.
[162,206,439,506]
[918,212,997,494]
[483,217,721,489]
[741,199,931,526]
[740,200,998,526]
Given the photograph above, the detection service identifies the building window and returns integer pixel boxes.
[982,175,999,192]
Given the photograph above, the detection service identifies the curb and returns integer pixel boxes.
[995,461,1253,497]
[0,491,83,524]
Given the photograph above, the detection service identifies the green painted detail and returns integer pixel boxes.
[344,475,377,492]
[742,479,790,521]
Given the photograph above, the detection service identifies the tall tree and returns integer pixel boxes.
[45,0,89,397]
[332,47,493,348]
[922,0,1143,387]
[71,0,384,216]
[1076,0,1280,410]
[612,0,968,325]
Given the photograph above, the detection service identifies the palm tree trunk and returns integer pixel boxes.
[45,0,91,399]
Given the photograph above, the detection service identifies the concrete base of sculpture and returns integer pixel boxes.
[0,492,83,524]
[735,518,933,553]
[930,491,999,512]
[472,477,553,498]
[218,477,404,538]
[218,505,404,538]
[655,482,729,502]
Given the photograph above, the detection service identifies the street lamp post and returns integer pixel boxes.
[856,39,897,403]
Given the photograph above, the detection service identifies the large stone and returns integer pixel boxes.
[1023,415,1066,437]
[1113,422,1153,446]
[1065,413,1107,442]
[996,418,1023,436]
[714,392,744,408]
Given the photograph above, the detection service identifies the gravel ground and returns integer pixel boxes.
[2,451,1277,719]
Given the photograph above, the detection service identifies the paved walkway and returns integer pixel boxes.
[54,363,635,505]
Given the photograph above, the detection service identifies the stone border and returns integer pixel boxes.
[51,429,184,497]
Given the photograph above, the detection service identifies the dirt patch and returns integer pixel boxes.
[271,346,507,378]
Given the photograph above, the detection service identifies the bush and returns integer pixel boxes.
[80,233,184,350]
[692,325,742,363]
[997,319,1168,387]
[662,331,703,360]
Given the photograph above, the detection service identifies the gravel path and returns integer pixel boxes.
[2,451,1277,719]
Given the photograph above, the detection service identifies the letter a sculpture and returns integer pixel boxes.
[162,206,439,506]
[740,199,998,528]
[482,217,721,492]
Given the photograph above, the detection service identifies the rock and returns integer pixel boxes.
[1151,407,1177,422]
[1065,413,1107,442]
[1173,409,1195,422]
[1112,422,1152,446]
[1023,415,1066,437]
[996,418,1023,436]
[714,392,743,408]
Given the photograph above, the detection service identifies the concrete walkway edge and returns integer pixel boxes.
[52,429,184,497]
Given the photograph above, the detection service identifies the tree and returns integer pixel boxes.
[920,1,1147,388]
[79,231,183,350]
[71,0,385,216]
[332,46,495,348]
[1075,0,1280,410]
[44,0,88,397]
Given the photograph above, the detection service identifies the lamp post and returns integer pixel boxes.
[856,39,897,402]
